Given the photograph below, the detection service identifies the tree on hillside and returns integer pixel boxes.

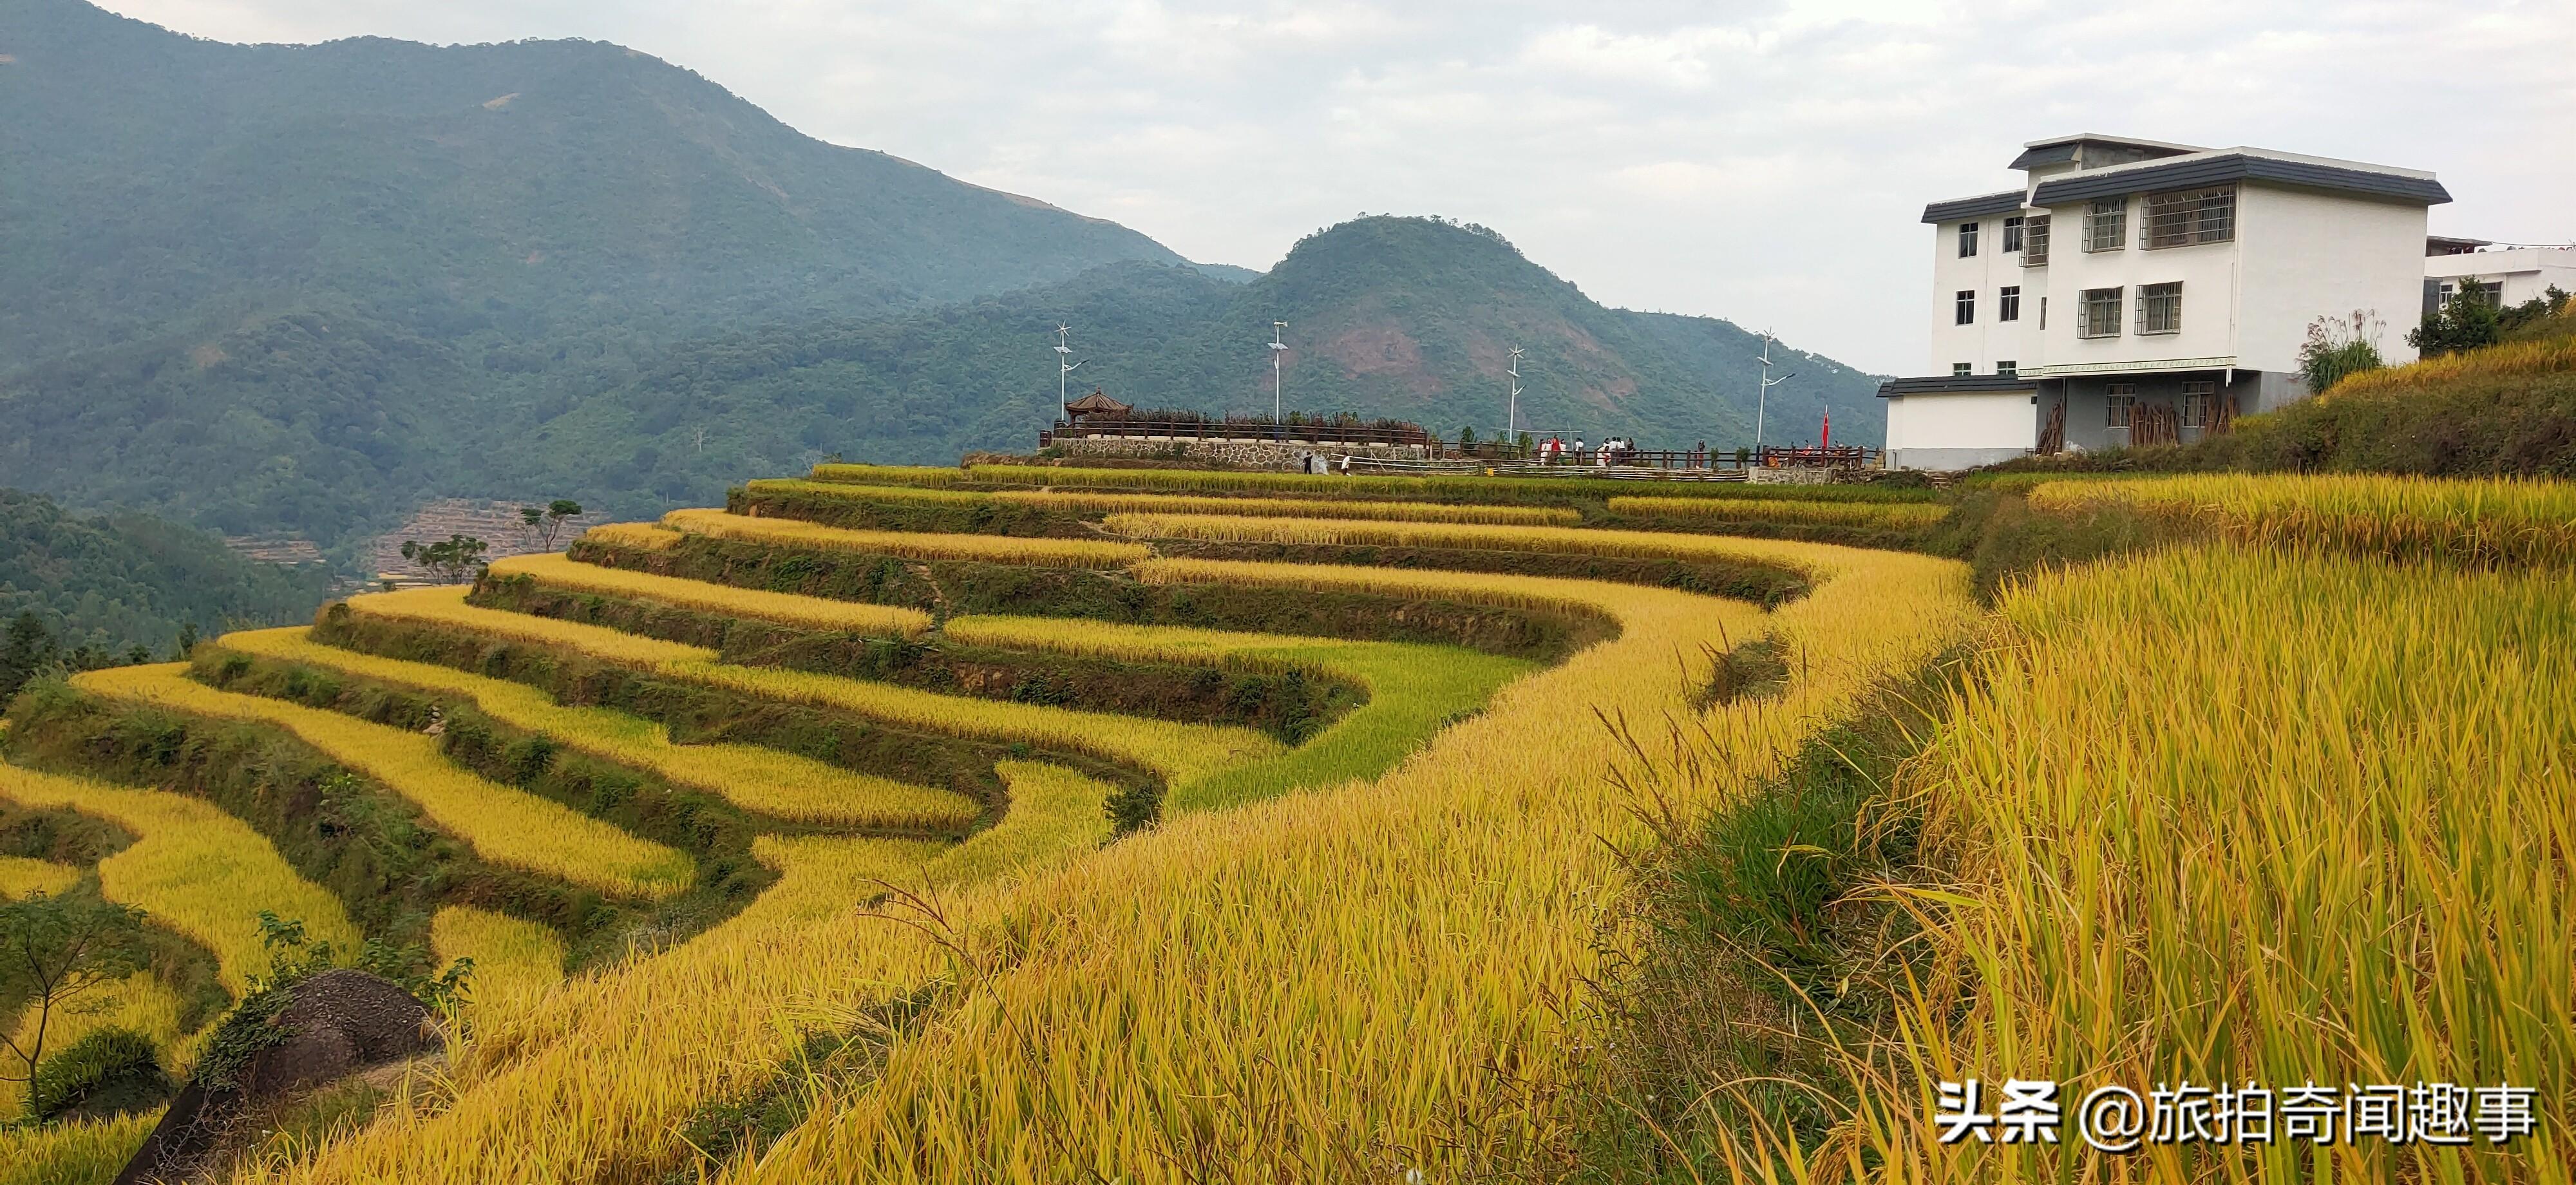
[2,611,55,704]
[2410,283,2503,357]
[520,500,585,552]
[0,891,151,1113]
[401,535,490,585]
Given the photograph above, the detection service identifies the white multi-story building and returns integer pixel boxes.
[2424,238,2576,313]
[1880,134,2450,469]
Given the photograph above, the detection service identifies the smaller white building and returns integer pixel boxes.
[2423,239,2576,312]
[1882,134,2452,470]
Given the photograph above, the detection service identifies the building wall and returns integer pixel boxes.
[2238,186,2427,370]
[2047,370,2277,451]
[2031,194,2246,373]
[1927,216,2046,375]
[1885,390,2037,454]
[2425,247,2576,308]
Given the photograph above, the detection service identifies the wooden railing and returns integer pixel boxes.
[1046,418,1432,448]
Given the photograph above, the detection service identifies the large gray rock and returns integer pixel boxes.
[115,970,438,1184]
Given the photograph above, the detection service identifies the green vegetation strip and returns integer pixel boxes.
[812,462,1938,504]
[489,553,934,638]
[1605,495,1949,526]
[746,479,1582,525]
[215,628,981,831]
[942,616,1535,813]
[661,507,1148,568]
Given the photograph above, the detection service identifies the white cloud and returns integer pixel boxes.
[90,0,2576,374]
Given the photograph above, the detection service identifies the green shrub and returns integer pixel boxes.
[28,1025,170,1121]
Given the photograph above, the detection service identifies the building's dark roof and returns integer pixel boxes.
[2032,153,2450,207]
[1063,390,1131,414]
[1920,189,2029,225]
[2427,235,2494,256]
[2007,142,2080,170]
[1877,374,2041,398]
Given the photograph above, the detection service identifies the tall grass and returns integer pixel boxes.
[0,855,78,898]
[661,508,1149,569]
[72,665,696,901]
[0,1110,160,1185]
[345,588,1278,789]
[1843,544,2575,1180]
[1608,495,1951,526]
[945,615,1537,813]
[218,627,981,830]
[2031,472,2576,567]
[490,553,934,638]
[748,478,1584,525]
[0,761,361,992]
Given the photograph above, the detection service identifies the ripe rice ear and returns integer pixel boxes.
[73,665,696,901]
[748,479,1581,525]
[576,522,684,551]
[1607,495,1949,526]
[0,855,79,899]
[1106,512,1850,575]
[2029,472,2576,568]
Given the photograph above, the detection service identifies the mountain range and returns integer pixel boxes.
[0,0,1884,564]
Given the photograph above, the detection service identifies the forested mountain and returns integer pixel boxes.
[0,489,332,657]
[503,218,1884,507]
[0,2,1878,567]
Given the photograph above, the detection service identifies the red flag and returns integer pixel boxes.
[1822,410,1832,451]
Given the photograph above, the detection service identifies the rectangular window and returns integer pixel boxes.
[2106,383,2136,429]
[2040,296,2048,330]
[2023,215,2051,266]
[1953,362,1973,377]
[1997,360,2018,377]
[2083,198,2126,252]
[1955,289,1976,325]
[1959,222,1979,258]
[2137,281,2183,334]
[2142,185,2235,249]
[1998,285,2022,321]
[2002,216,2025,254]
[2079,287,2124,338]
[2181,379,2215,428]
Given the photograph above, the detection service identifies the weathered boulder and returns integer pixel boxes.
[115,970,438,1184]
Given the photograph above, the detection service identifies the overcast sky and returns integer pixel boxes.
[102,0,2575,374]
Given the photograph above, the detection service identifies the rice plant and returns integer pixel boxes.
[71,665,696,902]
[0,1110,160,1185]
[574,522,685,551]
[661,507,1148,569]
[0,761,361,992]
[1607,495,1950,526]
[488,553,933,638]
[806,464,970,487]
[0,855,78,899]
[2,972,188,1124]
[430,906,565,1025]
[1105,511,1870,573]
[346,588,1277,789]
[748,478,1584,525]
[2031,471,2576,567]
[961,463,1937,504]
[1841,543,2576,1181]
[216,627,980,830]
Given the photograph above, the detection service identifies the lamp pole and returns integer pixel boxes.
[1054,324,1082,421]
[1270,321,1288,421]
[1507,345,1524,439]
[1754,331,1795,452]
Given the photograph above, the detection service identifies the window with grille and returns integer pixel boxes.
[2002,216,2025,254]
[2083,198,2126,252]
[2137,281,2183,334]
[1953,362,1973,377]
[1999,285,2022,321]
[1956,289,1976,325]
[2079,287,2123,337]
[2106,383,2136,428]
[2181,380,2215,428]
[2142,185,2235,249]
[1998,360,2018,377]
[1959,222,1979,258]
[2023,216,2051,265]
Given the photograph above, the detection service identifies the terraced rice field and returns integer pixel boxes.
[10,453,2564,1184]
[72,665,697,900]
[213,627,980,830]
